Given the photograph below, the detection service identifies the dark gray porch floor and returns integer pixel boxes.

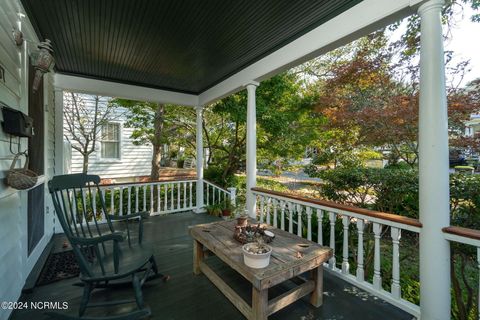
[12,212,412,320]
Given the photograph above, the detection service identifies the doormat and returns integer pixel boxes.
[36,250,80,286]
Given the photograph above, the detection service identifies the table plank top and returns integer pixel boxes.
[189,219,332,289]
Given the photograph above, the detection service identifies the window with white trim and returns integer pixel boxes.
[100,123,120,159]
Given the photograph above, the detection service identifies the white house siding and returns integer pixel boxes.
[0,1,55,319]
[66,99,153,180]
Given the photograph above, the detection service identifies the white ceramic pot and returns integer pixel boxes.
[242,243,272,269]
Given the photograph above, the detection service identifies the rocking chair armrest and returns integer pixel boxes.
[108,211,149,221]
[70,232,125,246]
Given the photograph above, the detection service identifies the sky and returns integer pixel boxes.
[388,5,480,88]
[444,5,480,86]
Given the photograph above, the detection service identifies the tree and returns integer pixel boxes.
[303,27,480,168]
[63,92,117,173]
[202,72,320,184]
[448,79,480,154]
[111,100,196,180]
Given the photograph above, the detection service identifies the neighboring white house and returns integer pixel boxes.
[63,93,153,182]
[465,114,480,137]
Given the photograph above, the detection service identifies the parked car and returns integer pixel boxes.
[449,150,467,167]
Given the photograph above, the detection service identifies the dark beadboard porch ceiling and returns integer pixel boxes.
[21,0,362,94]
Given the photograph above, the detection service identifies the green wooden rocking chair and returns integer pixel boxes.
[48,173,166,318]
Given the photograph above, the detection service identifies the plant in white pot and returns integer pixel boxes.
[242,236,272,269]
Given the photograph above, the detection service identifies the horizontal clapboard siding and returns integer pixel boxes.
[0,2,55,320]
[65,101,153,179]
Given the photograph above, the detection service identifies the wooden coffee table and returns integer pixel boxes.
[189,220,332,320]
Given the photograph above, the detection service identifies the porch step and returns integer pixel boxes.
[22,238,55,294]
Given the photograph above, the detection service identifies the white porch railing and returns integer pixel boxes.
[85,178,236,223]
[204,180,236,207]
[443,226,480,320]
[251,187,422,318]
[98,178,198,219]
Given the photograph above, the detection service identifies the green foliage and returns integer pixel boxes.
[205,203,223,217]
[315,167,419,218]
[204,165,236,187]
[450,173,480,229]
[233,176,288,207]
[203,72,323,182]
[315,167,480,318]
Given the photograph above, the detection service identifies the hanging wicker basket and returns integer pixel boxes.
[6,153,38,190]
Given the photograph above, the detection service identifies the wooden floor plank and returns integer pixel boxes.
[12,212,413,320]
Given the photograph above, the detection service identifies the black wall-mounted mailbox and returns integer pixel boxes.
[1,103,34,137]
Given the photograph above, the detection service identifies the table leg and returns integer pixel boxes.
[193,240,204,275]
[310,265,323,307]
[252,286,268,320]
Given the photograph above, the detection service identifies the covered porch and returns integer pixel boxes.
[12,212,411,320]
[0,0,469,319]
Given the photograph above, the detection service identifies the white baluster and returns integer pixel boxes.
[280,201,286,231]
[101,188,107,220]
[177,182,181,210]
[329,212,336,269]
[288,202,294,233]
[164,184,168,211]
[170,183,174,210]
[356,219,365,282]
[183,182,187,208]
[297,204,302,237]
[157,184,161,214]
[212,185,216,204]
[150,185,154,214]
[206,184,210,205]
[80,189,88,224]
[110,188,114,215]
[266,198,271,225]
[92,188,97,220]
[273,199,278,228]
[119,187,123,215]
[189,182,193,208]
[135,186,139,213]
[391,227,401,299]
[342,216,350,275]
[373,223,383,290]
[317,209,324,245]
[306,207,312,241]
[127,186,131,214]
[143,186,146,211]
[259,196,265,223]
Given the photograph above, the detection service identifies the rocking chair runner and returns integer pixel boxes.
[48,173,166,318]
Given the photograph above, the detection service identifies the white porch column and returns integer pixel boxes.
[418,1,450,319]
[194,105,205,213]
[246,82,259,218]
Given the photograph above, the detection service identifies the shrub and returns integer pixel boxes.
[204,164,237,187]
[318,167,419,218]
[233,175,288,207]
[318,167,480,318]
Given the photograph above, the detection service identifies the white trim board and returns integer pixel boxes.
[54,74,199,107]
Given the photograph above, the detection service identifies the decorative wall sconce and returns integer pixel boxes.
[30,39,54,93]
[12,28,23,46]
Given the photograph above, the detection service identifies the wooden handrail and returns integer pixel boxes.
[443,226,480,241]
[100,176,197,188]
[251,187,422,228]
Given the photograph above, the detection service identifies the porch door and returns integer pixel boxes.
[27,62,45,256]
